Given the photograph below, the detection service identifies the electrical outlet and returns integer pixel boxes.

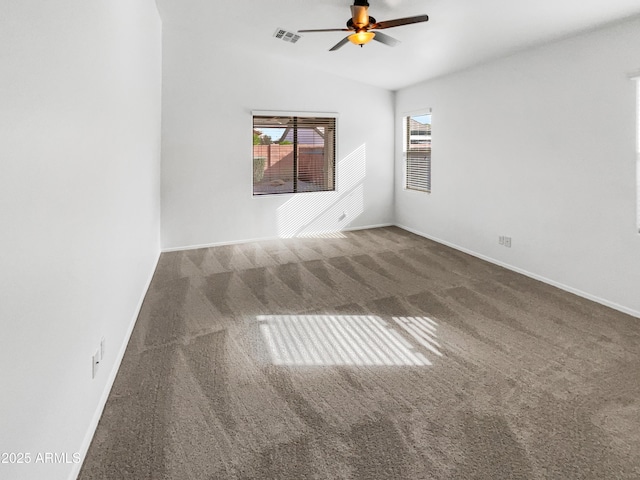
[499,236,505,245]
[504,236,512,248]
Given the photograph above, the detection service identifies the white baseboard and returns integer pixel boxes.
[68,250,161,480]
[161,223,395,253]
[344,223,394,232]
[396,223,640,320]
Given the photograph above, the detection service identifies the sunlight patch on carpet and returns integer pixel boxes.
[257,314,441,366]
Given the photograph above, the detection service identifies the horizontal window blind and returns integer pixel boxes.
[405,114,431,193]
[253,115,336,195]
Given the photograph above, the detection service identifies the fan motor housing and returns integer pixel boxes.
[347,17,375,30]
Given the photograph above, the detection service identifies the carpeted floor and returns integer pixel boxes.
[79,227,640,479]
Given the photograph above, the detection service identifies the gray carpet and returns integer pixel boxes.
[79,227,640,479]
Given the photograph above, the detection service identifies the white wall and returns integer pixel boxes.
[395,17,640,316]
[0,1,162,479]
[160,28,395,249]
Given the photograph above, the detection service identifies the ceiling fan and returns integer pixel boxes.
[298,0,429,51]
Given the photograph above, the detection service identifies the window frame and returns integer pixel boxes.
[251,111,339,197]
[402,110,432,194]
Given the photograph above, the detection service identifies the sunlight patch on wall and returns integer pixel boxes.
[257,314,441,366]
[277,144,366,237]
[338,143,367,192]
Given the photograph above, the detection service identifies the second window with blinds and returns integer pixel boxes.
[253,114,337,196]
[404,112,432,193]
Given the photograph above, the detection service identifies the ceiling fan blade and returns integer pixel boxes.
[371,14,429,30]
[372,31,399,47]
[298,28,352,33]
[350,5,370,28]
[329,36,350,51]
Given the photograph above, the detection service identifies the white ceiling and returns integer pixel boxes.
[156,0,640,91]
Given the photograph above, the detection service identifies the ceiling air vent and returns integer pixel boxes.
[274,28,301,44]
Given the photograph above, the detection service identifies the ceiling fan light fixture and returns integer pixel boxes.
[348,31,375,46]
[298,1,428,51]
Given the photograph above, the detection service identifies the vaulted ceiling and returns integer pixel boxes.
[156,0,640,91]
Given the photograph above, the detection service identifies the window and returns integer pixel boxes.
[404,112,431,193]
[636,78,640,233]
[252,114,336,195]
[631,73,640,233]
